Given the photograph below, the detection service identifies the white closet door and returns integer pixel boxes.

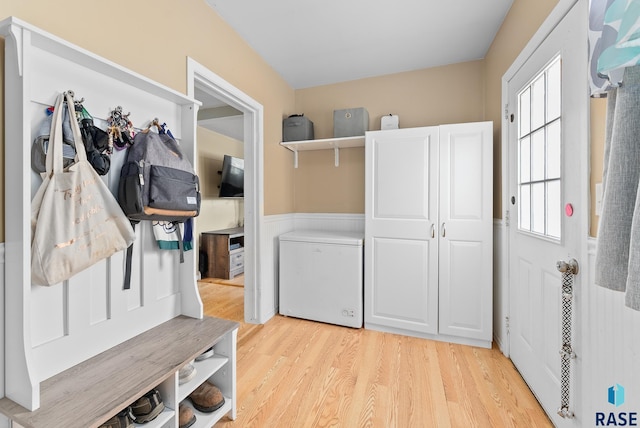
[364,127,439,334]
[437,122,493,341]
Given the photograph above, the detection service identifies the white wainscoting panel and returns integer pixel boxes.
[493,220,508,354]
[583,238,640,420]
[261,214,295,322]
[293,213,365,233]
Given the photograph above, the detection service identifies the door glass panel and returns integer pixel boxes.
[520,136,531,182]
[531,183,545,234]
[520,88,531,137]
[547,60,561,121]
[531,129,545,182]
[547,180,561,238]
[531,75,546,130]
[517,55,562,239]
[520,184,531,230]
[547,120,561,179]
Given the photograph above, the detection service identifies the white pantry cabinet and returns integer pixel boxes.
[364,122,493,348]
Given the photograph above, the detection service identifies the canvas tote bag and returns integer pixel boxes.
[31,92,135,286]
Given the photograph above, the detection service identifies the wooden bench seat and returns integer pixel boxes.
[0,316,238,428]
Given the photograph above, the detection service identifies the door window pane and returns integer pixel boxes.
[547,120,561,179]
[531,129,545,182]
[520,88,531,137]
[531,75,546,131]
[520,136,530,182]
[547,180,561,238]
[531,183,545,234]
[520,184,531,230]
[517,55,562,239]
[547,59,561,121]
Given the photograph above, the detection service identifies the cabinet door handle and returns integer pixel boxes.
[431,224,435,239]
[441,223,446,238]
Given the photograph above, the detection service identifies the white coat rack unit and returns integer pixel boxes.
[0,17,238,428]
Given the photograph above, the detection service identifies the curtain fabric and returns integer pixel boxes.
[591,0,640,310]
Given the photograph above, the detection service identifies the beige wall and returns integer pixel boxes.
[483,0,561,218]
[197,127,244,232]
[292,0,565,216]
[0,1,606,238]
[293,60,486,213]
[0,0,297,242]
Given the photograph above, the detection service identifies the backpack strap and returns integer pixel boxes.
[175,222,185,264]
[123,222,137,290]
[123,220,189,290]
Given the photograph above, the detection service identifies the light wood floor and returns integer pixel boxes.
[200,279,552,428]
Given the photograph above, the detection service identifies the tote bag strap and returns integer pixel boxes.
[45,93,65,175]
[44,91,89,175]
[64,91,88,164]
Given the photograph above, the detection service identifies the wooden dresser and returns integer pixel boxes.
[201,227,245,279]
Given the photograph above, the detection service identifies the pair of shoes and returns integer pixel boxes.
[99,408,133,428]
[195,346,214,361]
[179,362,197,385]
[179,403,197,428]
[188,381,225,413]
[130,388,165,423]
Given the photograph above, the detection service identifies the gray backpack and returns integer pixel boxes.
[118,129,200,221]
[118,126,200,288]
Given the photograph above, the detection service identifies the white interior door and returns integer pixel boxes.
[365,127,439,334]
[507,1,586,425]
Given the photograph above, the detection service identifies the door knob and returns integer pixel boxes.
[556,259,579,275]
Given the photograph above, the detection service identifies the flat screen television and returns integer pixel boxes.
[219,155,244,198]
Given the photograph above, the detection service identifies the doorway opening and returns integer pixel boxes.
[187,58,264,323]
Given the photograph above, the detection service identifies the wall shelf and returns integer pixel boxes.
[280,135,365,168]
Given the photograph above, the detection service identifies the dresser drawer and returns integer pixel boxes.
[230,251,244,269]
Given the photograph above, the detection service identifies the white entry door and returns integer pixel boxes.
[507,0,586,425]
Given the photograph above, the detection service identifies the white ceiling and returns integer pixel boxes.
[205,0,514,89]
[195,84,245,141]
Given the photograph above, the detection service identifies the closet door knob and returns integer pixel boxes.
[431,224,435,239]
[441,223,446,238]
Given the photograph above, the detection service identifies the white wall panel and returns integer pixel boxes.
[30,284,66,347]
[584,239,640,419]
[493,220,508,353]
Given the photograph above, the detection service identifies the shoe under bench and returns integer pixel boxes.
[0,315,238,428]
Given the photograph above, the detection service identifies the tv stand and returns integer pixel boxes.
[201,227,244,279]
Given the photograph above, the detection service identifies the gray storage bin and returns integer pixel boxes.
[333,108,369,138]
[283,115,314,142]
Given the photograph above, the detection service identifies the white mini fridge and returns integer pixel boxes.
[279,230,364,328]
